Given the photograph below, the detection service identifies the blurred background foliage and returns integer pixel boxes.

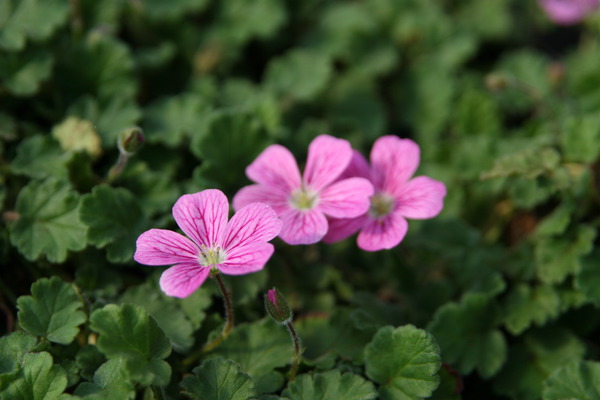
[2,0,600,399]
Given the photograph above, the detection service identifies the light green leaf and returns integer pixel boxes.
[10,135,72,179]
[52,117,102,159]
[560,114,600,163]
[264,49,332,101]
[543,361,600,400]
[215,0,286,44]
[0,48,53,96]
[80,185,147,263]
[89,304,171,386]
[180,358,256,400]
[73,359,135,400]
[535,203,573,237]
[365,325,440,400]
[480,147,561,180]
[17,277,86,345]
[452,89,501,138]
[9,178,87,262]
[503,284,561,335]
[0,332,38,374]
[576,250,600,305]
[427,293,506,378]
[283,370,377,400]
[1,352,67,400]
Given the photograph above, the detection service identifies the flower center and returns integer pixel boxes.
[198,245,226,269]
[368,193,395,218]
[290,187,318,210]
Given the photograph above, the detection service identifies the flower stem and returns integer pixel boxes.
[107,153,128,182]
[286,320,302,381]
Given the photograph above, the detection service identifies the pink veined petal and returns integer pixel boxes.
[218,242,275,275]
[339,150,371,180]
[357,212,409,252]
[222,202,283,251]
[303,135,353,191]
[395,176,447,220]
[323,215,369,244]
[370,136,420,195]
[246,145,302,192]
[539,0,599,24]
[159,263,210,298]
[172,189,229,248]
[232,184,290,214]
[319,177,374,218]
[134,229,199,266]
[279,208,328,245]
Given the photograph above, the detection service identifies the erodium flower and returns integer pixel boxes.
[324,136,446,252]
[233,135,374,245]
[134,189,282,298]
[539,0,600,25]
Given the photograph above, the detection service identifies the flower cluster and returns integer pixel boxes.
[134,135,446,298]
[539,0,600,25]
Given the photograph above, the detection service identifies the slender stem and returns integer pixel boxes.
[107,153,129,182]
[286,321,301,381]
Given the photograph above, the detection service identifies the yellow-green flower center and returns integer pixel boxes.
[290,187,318,210]
[368,193,395,218]
[199,246,226,269]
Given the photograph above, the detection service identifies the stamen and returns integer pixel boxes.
[368,193,395,218]
[198,245,227,267]
[290,187,318,210]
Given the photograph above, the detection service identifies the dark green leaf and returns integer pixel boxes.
[282,370,377,400]
[74,359,135,400]
[0,332,38,374]
[0,352,67,400]
[180,357,256,400]
[10,135,71,179]
[543,361,600,400]
[0,48,53,96]
[503,284,561,335]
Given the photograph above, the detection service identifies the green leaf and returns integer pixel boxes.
[535,203,573,237]
[480,146,561,180]
[576,250,600,305]
[9,178,87,262]
[503,284,561,335]
[17,277,86,345]
[535,226,596,284]
[80,185,147,263]
[451,89,501,138]
[89,304,171,386]
[283,370,377,400]
[0,0,69,51]
[264,49,332,101]
[180,358,256,400]
[209,319,293,394]
[121,279,201,352]
[560,114,600,163]
[10,135,72,179]
[214,0,286,44]
[75,345,106,381]
[0,48,53,96]
[73,359,135,400]
[543,361,600,400]
[1,352,67,400]
[141,0,210,21]
[427,293,506,378]
[52,117,102,159]
[365,325,440,400]
[0,332,38,374]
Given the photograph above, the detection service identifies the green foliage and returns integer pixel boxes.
[364,325,441,400]
[10,135,72,179]
[89,304,171,386]
[542,361,600,400]
[0,352,67,400]
[17,277,86,345]
[180,357,256,400]
[73,359,135,400]
[503,284,561,335]
[282,370,377,400]
[0,332,38,374]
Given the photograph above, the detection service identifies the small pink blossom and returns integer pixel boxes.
[134,189,282,298]
[539,0,600,25]
[324,136,446,251]
[233,135,374,245]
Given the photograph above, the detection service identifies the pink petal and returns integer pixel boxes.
[370,136,420,195]
[279,208,328,245]
[172,189,229,248]
[357,212,409,251]
[339,150,370,180]
[246,145,301,192]
[222,203,282,251]
[319,177,374,218]
[218,242,275,275]
[134,229,199,266]
[323,215,368,243]
[159,263,210,298]
[232,184,290,214]
[539,0,599,24]
[303,135,353,191]
[395,176,447,219]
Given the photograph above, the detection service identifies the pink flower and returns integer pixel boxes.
[324,136,446,251]
[539,0,600,25]
[134,189,282,298]
[233,135,374,245]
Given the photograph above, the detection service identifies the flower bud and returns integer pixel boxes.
[117,127,144,155]
[264,287,292,324]
[484,73,509,92]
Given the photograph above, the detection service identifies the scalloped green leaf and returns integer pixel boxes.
[0,332,38,374]
[427,293,506,378]
[0,352,67,400]
[17,277,86,345]
[0,48,54,96]
[9,178,87,262]
[543,361,600,400]
[503,284,560,335]
[364,325,441,400]
[180,357,256,400]
[560,114,600,163]
[11,135,72,179]
[73,359,135,400]
[283,370,377,400]
[80,185,147,263]
[89,304,171,386]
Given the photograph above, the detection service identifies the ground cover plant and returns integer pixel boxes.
[2,0,600,399]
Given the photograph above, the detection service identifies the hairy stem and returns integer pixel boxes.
[286,320,302,381]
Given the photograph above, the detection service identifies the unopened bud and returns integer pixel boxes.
[117,127,144,155]
[264,288,292,324]
[485,73,509,92]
